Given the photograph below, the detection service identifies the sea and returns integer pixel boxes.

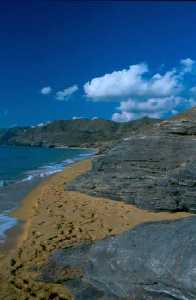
[0,145,95,243]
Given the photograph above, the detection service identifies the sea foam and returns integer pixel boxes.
[0,213,17,243]
[21,152,93,183]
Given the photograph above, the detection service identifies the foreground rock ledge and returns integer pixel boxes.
[41,216,196,300]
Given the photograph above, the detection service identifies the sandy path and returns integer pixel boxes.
[0,159,192,300]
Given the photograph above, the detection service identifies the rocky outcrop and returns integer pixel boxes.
[67,120,196,212]
[157,120,196,135]
[40,216,196,300]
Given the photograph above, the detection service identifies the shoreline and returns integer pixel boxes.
[0,143,98,151]
[0,158,193,299]
[0,176,49,255]
[0,147,96,251]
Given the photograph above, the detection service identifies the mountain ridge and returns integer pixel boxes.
[0,117,160,148]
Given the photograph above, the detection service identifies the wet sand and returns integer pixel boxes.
[0,159,193,300]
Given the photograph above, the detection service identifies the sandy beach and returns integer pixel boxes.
[0,158,193,300]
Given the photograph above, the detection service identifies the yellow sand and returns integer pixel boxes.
[0,159,193,300]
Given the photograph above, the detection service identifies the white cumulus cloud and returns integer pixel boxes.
[56,85,78,101]
[41,86,52,95]
[112,96,182,122]
[180,58,195,73]
[84,63,148,99]
[84,58,196,122]
[84,64,181,100]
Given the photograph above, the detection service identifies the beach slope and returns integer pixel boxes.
[0,159,192,300]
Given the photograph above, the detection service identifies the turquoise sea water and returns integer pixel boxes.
[0,146,94,243]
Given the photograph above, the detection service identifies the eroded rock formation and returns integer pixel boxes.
[67,120,196,212]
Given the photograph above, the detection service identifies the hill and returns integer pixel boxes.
[0,117,160,148]
[170,107,196,121]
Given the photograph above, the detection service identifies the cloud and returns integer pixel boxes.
[72,116,83,120]
[112,111,136,122]
[84,64,181,100]
[84,58,196,122]
[112,96,182,122]
[180,58,195,73]
[41,86,52,95]
[56,85,78,101]
[149,71,182,97]
[37,122,45,127]
[84,64,148,99]
[117,97,180,113]
[112,111,162,122]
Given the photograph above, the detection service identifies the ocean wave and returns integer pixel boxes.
[0,213,17,243]
[0,180,5,188]
[0,149,95,244]
[78,152,96,157]
[0,179,11,188]
[21,152,94,183]
[0,151,95,186]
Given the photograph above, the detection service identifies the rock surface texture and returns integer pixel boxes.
[67,120,196,212]
[41,216,196,300]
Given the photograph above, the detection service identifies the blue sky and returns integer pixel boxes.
[1,1,196,127]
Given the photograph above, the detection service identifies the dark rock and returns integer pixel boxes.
[67,121,196,212]
[41,216,196,300]
[157,120,196,136]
